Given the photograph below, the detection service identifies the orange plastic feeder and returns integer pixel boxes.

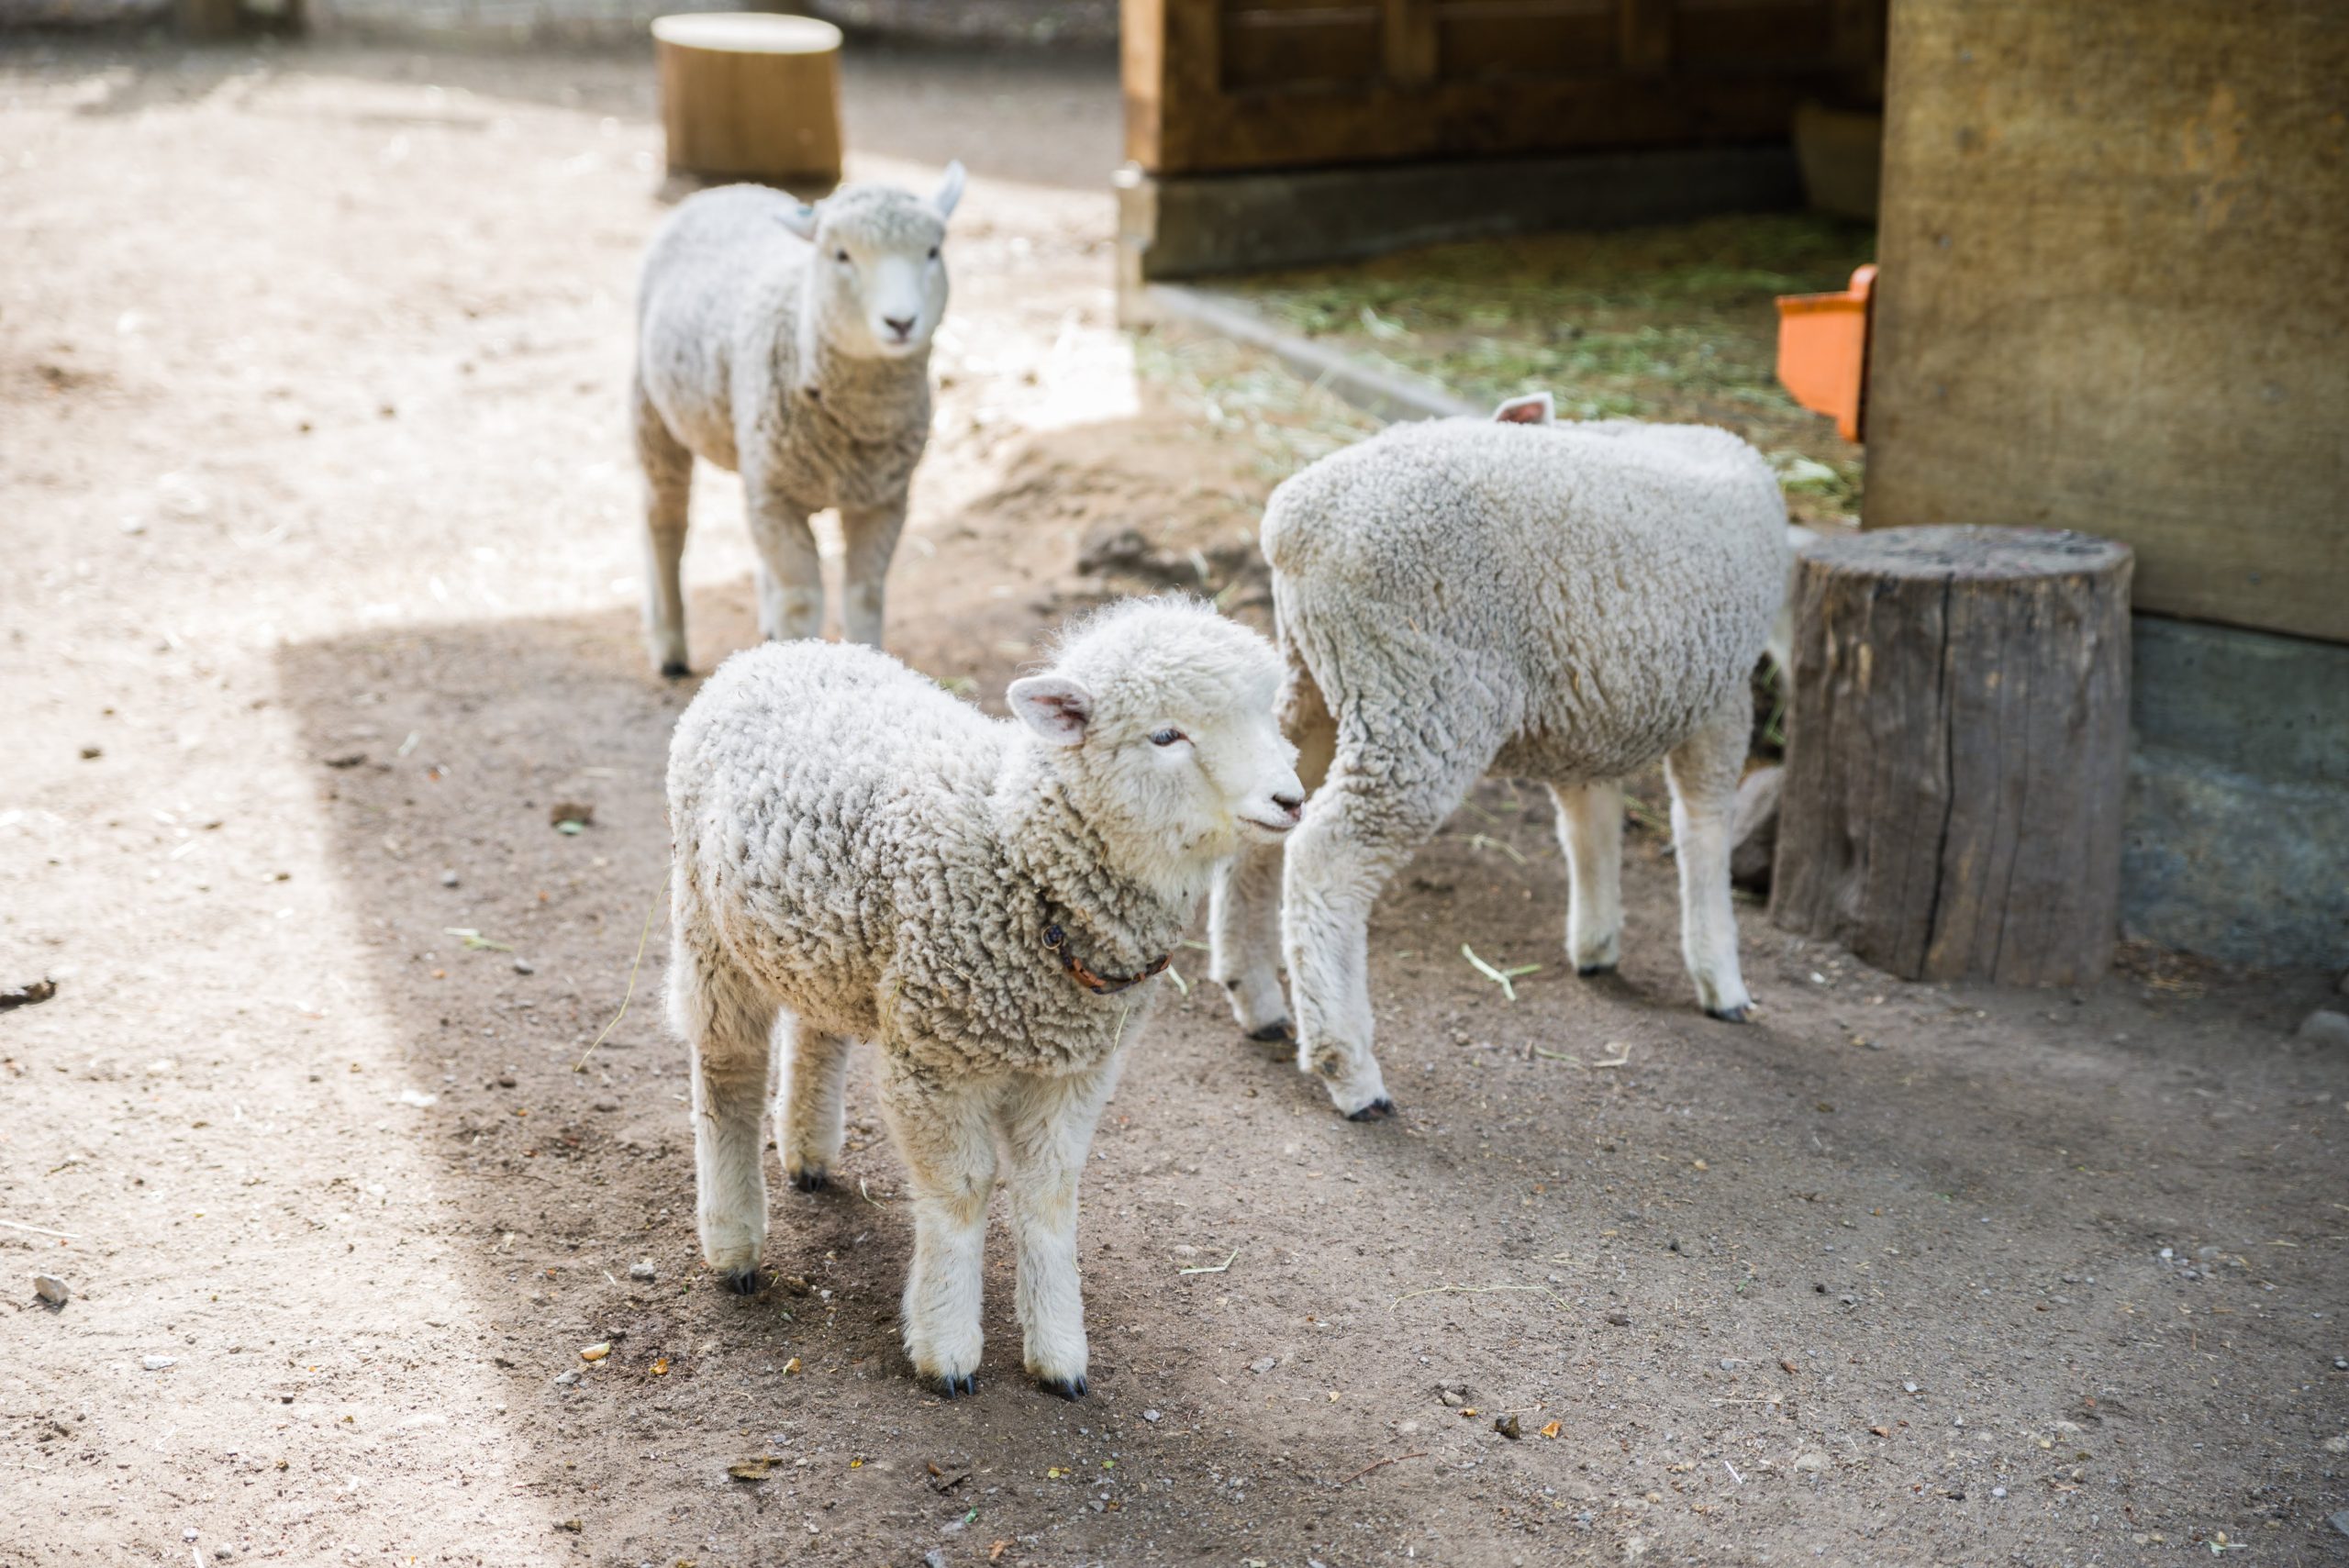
[1775,263,1876,441]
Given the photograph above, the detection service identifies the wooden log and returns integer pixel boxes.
[1771,526,2133,986]
[653,12,844,186]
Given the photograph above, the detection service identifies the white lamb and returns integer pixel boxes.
[631,163,965,674]
[1209,392,1790,1119]
[666,598,1303,1396]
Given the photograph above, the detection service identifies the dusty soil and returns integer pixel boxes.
[6,37,2349,1568]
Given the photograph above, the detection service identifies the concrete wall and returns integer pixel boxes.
[2124,617,2349,970]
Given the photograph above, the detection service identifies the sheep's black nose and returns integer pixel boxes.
[1273,792,1305,819]
[883,316,916,339]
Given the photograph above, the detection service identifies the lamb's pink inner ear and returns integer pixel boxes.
[1008,676,1093,746]
[1495,394,1553,426]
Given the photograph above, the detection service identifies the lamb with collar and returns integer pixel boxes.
[665,597,1302,1397]
[631,164,965,674]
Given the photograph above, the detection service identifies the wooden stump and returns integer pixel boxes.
[653,13,844,185]
[1771,527,2133,986]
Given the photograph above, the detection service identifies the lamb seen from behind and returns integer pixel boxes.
[667,598,1303,1396]
[632,162,964,674]
[1211,392,1791,1118]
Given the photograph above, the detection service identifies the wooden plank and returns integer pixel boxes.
[1223,10,1384,87]
[1668,0,1833,66]
[1121,0,1167,167]
[1149,65,1844,171]
[1865,0,2349,643]
[1383,0,1441,85]
[1617,0,1672,73]
[1439,2,1614,80]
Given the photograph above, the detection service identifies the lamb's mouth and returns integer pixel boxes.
[1240,815,1297,835]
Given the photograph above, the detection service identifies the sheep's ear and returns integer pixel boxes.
[776,202,820,241]
[1008,674,1093,746]
[1494,392,1554,426]
[930,160,966,220]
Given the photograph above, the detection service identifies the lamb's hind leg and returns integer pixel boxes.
[1665,695,1754,1021]
[633,374,694,677]
[674,945,779,1294]
[777,1023,852,1192]
[1285,738,1489,1121]
[879,1062,997,1396]
[1211,652,1336,1041]
[1549,780,1624,975]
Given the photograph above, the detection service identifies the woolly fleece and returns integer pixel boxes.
[1214,412,1790,1116]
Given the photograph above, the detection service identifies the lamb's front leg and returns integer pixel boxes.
[877,1062,997,1395]
[741,475,823,643]
[1001,1062,1118,1398]
[1283,741,1486,1120]
[1211,654,1335,1040]
[838,499,908,649]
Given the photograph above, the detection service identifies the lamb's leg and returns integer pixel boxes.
[741,474,822,643]
[878,1062,997,1395]
[1285,744,1484,1121]
[633,374,694,677]
[777,1023,852,1192]
[1211,654,1336,1040]
[1665,695,1754,1021]
[1549,780,1625,975]
[838,500,907,649]
[674,944,779,1294]
[1001,1062,1117,1398]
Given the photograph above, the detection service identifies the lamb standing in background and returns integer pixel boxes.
[1209,393,1790,1120]
[631,163,964,675]
[667,598,1302,1396]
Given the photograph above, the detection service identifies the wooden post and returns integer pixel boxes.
[1771,527,2133,987]
[653,13,844,186]
[178,0,244,38]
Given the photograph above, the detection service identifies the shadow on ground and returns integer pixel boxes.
[273,554,2349,1563]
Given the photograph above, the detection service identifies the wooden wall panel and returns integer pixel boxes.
[1436,1,1617,81]
[1865,0,2349,643]
[1129,0,1886,175]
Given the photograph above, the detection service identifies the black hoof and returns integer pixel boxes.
[721,1267,764,1296]
[1247,1020,1295,1043]
[1575,962,1619,978]
[926,1373,978,1398]
[789,1168,831,1193]
[1346,1096,1398,1122]
[1706,1004,1752,1023]
[659,661,691,681]
[1037,1374,1087,1401]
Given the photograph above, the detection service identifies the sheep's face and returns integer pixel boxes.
[1010,601,1302,873]
[780,163,964,360]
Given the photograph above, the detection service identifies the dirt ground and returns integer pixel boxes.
[6,36,2349,1568]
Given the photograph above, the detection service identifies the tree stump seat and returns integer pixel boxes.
[654,12,844,187]
[1771,526,2134,987]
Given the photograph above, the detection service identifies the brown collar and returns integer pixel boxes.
[1041,919,1169,996]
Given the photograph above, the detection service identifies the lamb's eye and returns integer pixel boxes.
[1149,728,1185,748]
[833,248,851,264]
[927,245,941,261]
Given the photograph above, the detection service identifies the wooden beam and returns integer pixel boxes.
[1382,0,1439,86]
[1618,0,1672,75]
